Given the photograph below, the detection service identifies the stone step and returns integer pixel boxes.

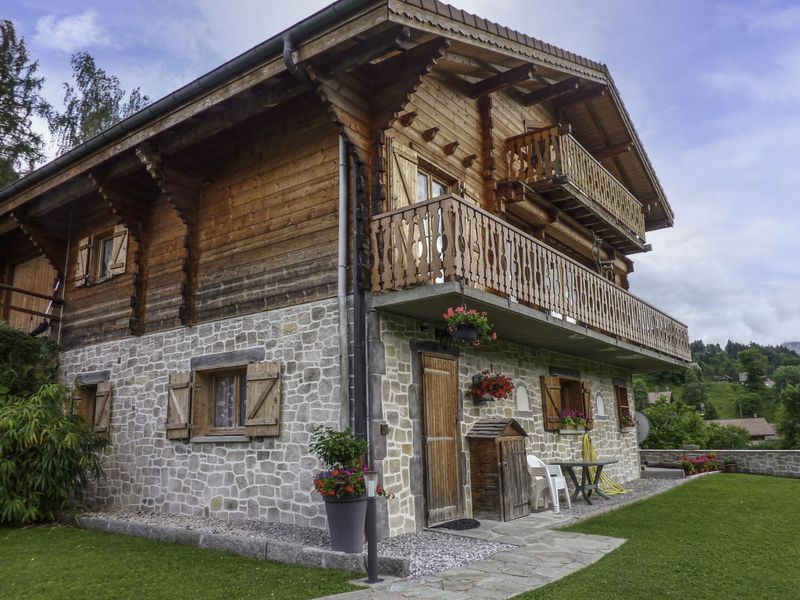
[640,467,685,480]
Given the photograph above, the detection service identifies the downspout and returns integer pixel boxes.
[337,135,351,430]
[350,153,368,449]
[283,34,350,430]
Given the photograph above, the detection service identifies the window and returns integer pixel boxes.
[166,362,282,441]
[95,234,115,280]
[73,381,112,433]
[614,384,632,428]
[416,169,448,201]
[540,375,593,432]
[74,225,129,287]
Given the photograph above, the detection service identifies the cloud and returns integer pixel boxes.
[33,10,111,53]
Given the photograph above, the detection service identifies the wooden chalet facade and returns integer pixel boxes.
[0,0,689,536]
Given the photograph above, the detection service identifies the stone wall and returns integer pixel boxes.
[374,314,641,536]
[60,298,343,528]
[640,449,800,478]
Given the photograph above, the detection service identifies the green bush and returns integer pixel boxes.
[308,426,367,468]
[704,423,752,449]
[0,324,106,525]
[777,384,800,449]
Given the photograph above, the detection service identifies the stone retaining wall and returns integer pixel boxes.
[640,449,800,478]
[60,298,343,527]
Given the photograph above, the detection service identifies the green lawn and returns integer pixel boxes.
[517,474,800,600]
[0,526,362,600]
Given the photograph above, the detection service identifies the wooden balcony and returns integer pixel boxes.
[369,195,690,366]
[503,126,647,253]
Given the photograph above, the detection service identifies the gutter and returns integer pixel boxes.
[0,0,376,205]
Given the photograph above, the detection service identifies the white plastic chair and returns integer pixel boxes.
[527,454,572,513]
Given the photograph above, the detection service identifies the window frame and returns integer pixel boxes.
[192,366,248,438]
[540,373,594,432]
[92,229,116,283]
[614,384,632,429]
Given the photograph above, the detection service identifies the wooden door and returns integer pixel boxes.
[500,437,531,521]
[421,354,463,524]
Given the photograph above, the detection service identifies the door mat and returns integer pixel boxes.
[431,518,481,531]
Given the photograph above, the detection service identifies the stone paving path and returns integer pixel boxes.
[320,517,625,599]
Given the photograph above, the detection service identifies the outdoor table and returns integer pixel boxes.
[551,459,619,505]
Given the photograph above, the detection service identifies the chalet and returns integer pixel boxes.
[0,0,690,537]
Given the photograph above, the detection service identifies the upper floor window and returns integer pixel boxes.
[74,224,129,287]
[417,169,447,201]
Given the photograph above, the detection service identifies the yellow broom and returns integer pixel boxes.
[581,433,630,495]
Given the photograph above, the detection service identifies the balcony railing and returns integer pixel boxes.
[369,195,690,362]
[505,127,646,243]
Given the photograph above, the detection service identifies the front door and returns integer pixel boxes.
[421,354,463,524]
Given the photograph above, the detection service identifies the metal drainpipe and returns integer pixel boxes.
[283,34,350,430]
[350,152,369,451]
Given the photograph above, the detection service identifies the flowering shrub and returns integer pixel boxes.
[313,464,393,499]
[471,371,514,401]
[680,453,721,475]
[562,409,586,429]
[442,306,497,347]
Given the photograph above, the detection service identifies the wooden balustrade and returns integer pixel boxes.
[506,127,646,240]
[369,195,690,361]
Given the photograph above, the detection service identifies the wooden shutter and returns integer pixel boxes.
[615,384,630,423]
[167,372,192,440]
[109,225,129,276]
[582,382,594,431]
[93,381,112,433]
[539,376,563,431]
[73,385,93,424]
[245,362,281,437]
[387,137,417,210]
[74,236,91,287]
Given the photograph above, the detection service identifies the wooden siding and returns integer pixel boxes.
[4,256,57,331]
[61,215,135,348]
[194,97,340,323]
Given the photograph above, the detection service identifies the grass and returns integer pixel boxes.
[516,475,800,600]
[0,525,362,600]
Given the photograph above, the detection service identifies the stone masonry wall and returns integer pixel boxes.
[60,298,342,528]
[640,449,800,478]
[377,314,641,536]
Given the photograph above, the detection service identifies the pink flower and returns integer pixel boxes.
[491,332,497,341]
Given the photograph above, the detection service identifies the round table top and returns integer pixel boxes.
[550,459,619,467]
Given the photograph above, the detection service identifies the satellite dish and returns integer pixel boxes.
[635,411,651,445]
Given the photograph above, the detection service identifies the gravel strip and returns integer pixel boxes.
[83,509,514,577]
[564,476,687,519]
[377,531,515,578]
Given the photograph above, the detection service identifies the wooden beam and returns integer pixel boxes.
[0,283,63,303]
[10,212,65,274]
[592,141,632,160]
[466,64,535,98]
[522,76,580,106]
[553,84,607,108]
[87,173,150,240]
[365,37,450,89]
[316,26,411,77]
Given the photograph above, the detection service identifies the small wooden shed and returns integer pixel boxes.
[467,419,530,522]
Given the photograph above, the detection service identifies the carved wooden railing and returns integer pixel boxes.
[369,195,690,361]
[506,127,646,241]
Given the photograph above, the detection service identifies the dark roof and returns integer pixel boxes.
[466,418,527,439]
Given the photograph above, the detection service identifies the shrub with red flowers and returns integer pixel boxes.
[680,453,721,476]
[471,370,514,401]
[562,409,587,429]
[442,306,497,347]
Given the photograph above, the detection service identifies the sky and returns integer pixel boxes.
[5,0,800,347]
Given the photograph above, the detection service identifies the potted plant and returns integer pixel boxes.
[723,457,738,473]
[442,306,497,347]
[620,412,635,429]
[562,409,586,430]
[471,370,514,405]
[309,425,368,553]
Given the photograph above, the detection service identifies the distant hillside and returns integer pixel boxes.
[782,342,800,354]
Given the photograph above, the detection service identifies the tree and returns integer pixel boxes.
[773,365,800,395]
[704,423,751,449]
[48,51,149,155]
[776,384,800,449]
[702,401,719,420]
[683,367,707,411]
[633,377,648,408]
[0,20,49,187]
[736,348,768,389]
[640,399,708,449]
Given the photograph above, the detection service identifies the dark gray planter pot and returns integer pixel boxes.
[323,495,367,553]
[452,323,478,344]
